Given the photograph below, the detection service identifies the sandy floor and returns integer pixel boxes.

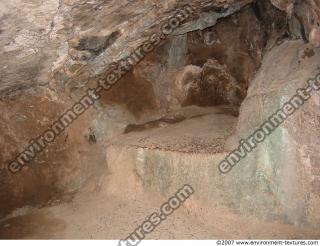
[1,186,320,239]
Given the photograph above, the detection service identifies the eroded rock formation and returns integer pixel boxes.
[1,0,320,237]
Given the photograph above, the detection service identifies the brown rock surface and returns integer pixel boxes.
[1,0,320,239]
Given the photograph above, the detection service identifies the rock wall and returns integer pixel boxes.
[235,40,320,227]
[0,87,109,217]
[270,0,320,47]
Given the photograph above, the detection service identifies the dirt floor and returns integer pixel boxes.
[1,187,320,239]
[1,106,320,239]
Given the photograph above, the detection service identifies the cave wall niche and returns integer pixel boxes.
[109,1,286,117]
